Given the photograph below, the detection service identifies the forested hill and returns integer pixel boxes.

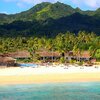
[0,2,100,37]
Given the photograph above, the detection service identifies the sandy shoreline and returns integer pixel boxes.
[0,66,100,85]
[0,73,100,85]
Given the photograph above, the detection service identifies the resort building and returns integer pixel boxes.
[0,56,16,67]
[0,50,96,65]
[65,51,92,62]
[75,51,91,61]
[0,50,31,65]
[9,50,31,59]
[36,51,61,62]
[65,51,74,61]
[2,50,31,60]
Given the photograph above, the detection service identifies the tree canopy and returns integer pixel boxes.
[0,31,100,60]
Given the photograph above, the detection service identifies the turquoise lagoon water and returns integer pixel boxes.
[19,63,38,68]
[0,82,100,100]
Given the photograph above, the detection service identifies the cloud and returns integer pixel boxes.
[4,0,11,1]
[4,0,59,8]
[4,0,59,4]
[3,0,100,9]
[17,2,26,8]
[0,11,8,14]
[73,0,100,9]
[20,0,61,5]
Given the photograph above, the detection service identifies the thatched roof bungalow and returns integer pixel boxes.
[36,51,61,62]
[3,50,31,59]
[76,51,91,58]
[75,51,91,61]
[65,51,92,62]
[0,57,16,67]
[37,51,60,57]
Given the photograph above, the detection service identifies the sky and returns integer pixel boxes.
[0,0,100,14]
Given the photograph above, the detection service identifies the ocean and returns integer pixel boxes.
[0,82,100,100]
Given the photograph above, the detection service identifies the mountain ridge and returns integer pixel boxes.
[0,2,99,23]
[0,2,100,37]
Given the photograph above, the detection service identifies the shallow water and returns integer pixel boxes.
[19,63,37,67]
[0,82,100,100]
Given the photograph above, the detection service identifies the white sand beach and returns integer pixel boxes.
[0,65,100,76]
[0,65,100,85]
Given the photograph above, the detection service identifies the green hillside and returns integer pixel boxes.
[0,2,100,37]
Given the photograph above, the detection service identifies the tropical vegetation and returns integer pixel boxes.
[0,31,100,61]
[0,2,100,63]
